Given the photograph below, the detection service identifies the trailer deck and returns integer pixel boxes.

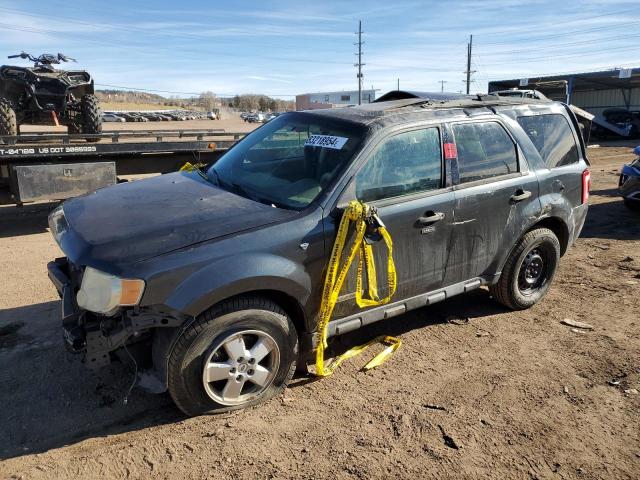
[0,129,246,205]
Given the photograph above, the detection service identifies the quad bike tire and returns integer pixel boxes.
[0,100,18,144]
[80,94,102,142]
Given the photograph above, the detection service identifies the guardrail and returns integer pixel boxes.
[0,129,247,145]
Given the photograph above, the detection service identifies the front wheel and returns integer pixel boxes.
[167,296,298,416]
[624,197,640,211]
[490,228,560,310]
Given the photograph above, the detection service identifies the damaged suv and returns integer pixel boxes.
[47,92,590,415]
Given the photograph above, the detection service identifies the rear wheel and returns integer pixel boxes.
[0,100,17,143]
[79,94,102,142]
[167,296,298,416]
[490,228,560,310]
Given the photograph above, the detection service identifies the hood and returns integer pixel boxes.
[59,171,297,269]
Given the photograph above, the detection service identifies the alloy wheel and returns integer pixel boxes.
[202,329,280,406]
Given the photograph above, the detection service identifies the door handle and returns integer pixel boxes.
[510,189,532,203]
[416,211,445,225]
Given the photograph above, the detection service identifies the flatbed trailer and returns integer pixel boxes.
[0,129,246,205]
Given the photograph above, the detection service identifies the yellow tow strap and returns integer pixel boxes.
[315,200,401,377]
[180,162,207,172]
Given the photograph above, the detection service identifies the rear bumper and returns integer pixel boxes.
[570,202,589,245]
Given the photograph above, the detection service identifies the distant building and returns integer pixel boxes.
[296,89,378,111]
[488,67,640,117]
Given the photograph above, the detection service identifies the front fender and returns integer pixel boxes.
[164,253,312,318]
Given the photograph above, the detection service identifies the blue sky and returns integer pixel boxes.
[1,0,638,98]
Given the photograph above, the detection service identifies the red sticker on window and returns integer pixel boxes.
[444,143,457,159]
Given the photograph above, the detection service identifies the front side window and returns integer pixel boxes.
[517,114,579,168]
[452,122,518,184]
[355,127,442,202]
[209,113,366,209]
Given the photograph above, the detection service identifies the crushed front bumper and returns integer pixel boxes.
[47,257,131,368]
[47,257,186,370]
[48,257,87,353]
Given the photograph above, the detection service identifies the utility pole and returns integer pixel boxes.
[438,80,448,92]
[397,78,400,90]
[354,20,364,104]
[464,34,476,94]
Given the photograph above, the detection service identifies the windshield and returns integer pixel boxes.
[208,113,366,209]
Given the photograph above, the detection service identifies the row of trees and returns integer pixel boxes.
[228,94,294,112]
[97,90,294,113]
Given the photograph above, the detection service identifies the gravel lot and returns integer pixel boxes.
[0,142,638,479]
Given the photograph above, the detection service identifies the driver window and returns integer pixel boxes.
[355,127,442,202]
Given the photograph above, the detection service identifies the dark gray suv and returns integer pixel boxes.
[47,93,590,415]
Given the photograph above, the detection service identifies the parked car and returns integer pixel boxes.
[101,113,125,123]
[118,113,140,122]
[619,145,640,210]
[145,113,165,122]
[47,94,589,416]
[245,112,264,123]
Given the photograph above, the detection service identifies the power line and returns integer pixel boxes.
[478,34,640,55]
[354,20,365,105]
[484,62,640,81]
[478,7,639,37]
[479,20,640,46]
[463,34,476,94]
[479,44,640,66]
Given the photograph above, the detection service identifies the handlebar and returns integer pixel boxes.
[7,52,76,64]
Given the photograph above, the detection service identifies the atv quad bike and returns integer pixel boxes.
[0,52,102,143]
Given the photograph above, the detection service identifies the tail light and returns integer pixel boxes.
[582,169,591,204]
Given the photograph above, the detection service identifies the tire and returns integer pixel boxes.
[80,94,102,142]
[0,100,18,143]
[624,197,640,211]
[67,122,80,135]
[490,228,560,310]
[167,295,298,416]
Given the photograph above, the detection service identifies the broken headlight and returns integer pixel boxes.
[76,267,145,315]
[48,205,68,246]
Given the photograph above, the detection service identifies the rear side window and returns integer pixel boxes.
[355,127,442,202]
[452,122,518,183]
[517,114,579,168]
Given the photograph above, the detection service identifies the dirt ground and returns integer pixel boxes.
[0,143,638,479]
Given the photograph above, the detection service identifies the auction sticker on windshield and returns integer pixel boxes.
[304,135,348,150]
